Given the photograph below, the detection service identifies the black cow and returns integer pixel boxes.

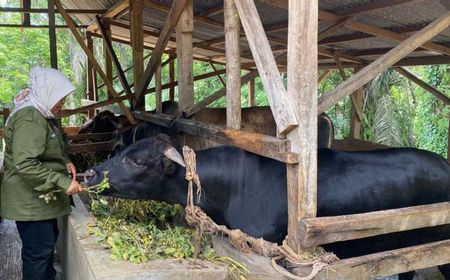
[85,134,450,279]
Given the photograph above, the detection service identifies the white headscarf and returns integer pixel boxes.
[6,67,75,125]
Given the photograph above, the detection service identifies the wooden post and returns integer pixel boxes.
[169,53,175,101]
[48,0,57,69]
[318,10,450,114]
[448,118,450,163]
[176,0,194,111]
[86,31,96,118]
[155,63,162,113]
[350,67,364,139]
[103,20,113,98]
[248,78,255,107]
[130,0,144,109]
[225,0,241,129]
[234,0,298,135]
[286,0,318,253]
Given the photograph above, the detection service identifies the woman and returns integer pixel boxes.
[0,67,83,280]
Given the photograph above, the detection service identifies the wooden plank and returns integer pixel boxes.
[86,31,96,118]
[54,0,136,125]
[311,239,450,279]
[300,202,450,247]
[169,54,175,101]
[67,132,113,142]
[63,126,80,135]
[104,0,129,19]
[130,0,143,109]
[318,10,450,114]
[331,138,389,151]
[133,112,298,164]
[234,0,298,135]
[335,0,420,18]
[48,0,57,69]
[134,0,189,109]
[395,67,450,105]
[286,0,318,254]
[184,69,259,117]
[155,63,162,113]
[102,21,113,98]
[97,16,133,103]
[176,0,194,111]
[248,79,255,107]
[67,141,112,154]
[318,18,351,42]
[198,4,223,17]
[225,0,241,130]
[0,7,107,14]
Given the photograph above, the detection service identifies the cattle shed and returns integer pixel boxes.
[1,0,450,279]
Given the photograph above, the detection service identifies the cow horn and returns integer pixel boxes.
[163,146,186,167]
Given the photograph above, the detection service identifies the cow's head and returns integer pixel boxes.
[84,134,185,199]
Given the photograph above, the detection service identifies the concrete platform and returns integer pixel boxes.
[56,195,230,280]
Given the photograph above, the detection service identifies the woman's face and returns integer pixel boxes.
[51,97,65,115]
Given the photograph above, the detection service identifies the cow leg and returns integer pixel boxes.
[438,264,450,279]
[398,271,415,280]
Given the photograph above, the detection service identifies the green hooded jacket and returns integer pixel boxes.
[0,107,73,221]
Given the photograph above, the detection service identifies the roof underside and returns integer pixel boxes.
[61,0,450,69]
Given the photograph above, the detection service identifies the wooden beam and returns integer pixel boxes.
[394,67,450,105]
[67,141,112,154]
[209,63,225,86]
[21,0,30,26]
[67,132,113,142]
[134,0,189,109]
[318,70,331,83]
[169,55,175,101]
[301,202,450,247]
[97,16,133,104]
[0,7,107,14]
[155,63,162,113]
[225,0,241,130]
[311,238,450,279]
[176,0,194,111]
[130,0,143,109]
[198,4,223,17]
[102,20,113,98]
[86,31,96,118]
[48,0,57,69]
[335,0,421,18]
[184,69,259,118]
[0,24,87,28]
[448,118,450,163]
[54,0,136,125]
[248,79,255,107]
[104,0,129,19]
[286,0,318,254]
[331,138,389,152]
[318,18,351,42]
[234,0,297,135]
[133,112,298,164]
[318,10,450,114]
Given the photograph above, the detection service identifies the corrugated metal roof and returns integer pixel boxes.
[59,0,450,68]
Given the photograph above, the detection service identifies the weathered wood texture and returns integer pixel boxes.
[134,0,188,109]
[234,0,297,135]
[184,69,259,117]
[103,0,129,19]
[169,54,175,101]
[67,141,112,154]
[102,20,113,98]
[133,112,298,164]
[176,0,194,111]
[97,16,133,100]
[300,202,450,247]
[155,63,162,113]
[130,0,143,109]
[312,238,450,279]
[350,67,364,139]
[224,0,241,130]
[48,0,57,69]
[66,132,113,142]
[318,10,450,113]
[86,31,96,118]
[395,67,450,105]
[54,0,136,124]
[286,0,318,254]
[248,79,255,107]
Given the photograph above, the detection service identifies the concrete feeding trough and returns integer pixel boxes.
[56,195,230,280]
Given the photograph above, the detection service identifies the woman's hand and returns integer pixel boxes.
[66,180,83,195]
[66,162,77,179]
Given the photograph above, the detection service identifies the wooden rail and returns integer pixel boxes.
[133,111,298,164]
[66,132,113,142]
[67,141,112,154]
[308,238,450,279]
[300,202,450,248]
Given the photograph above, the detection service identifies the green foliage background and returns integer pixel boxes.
[0,0,448,157]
